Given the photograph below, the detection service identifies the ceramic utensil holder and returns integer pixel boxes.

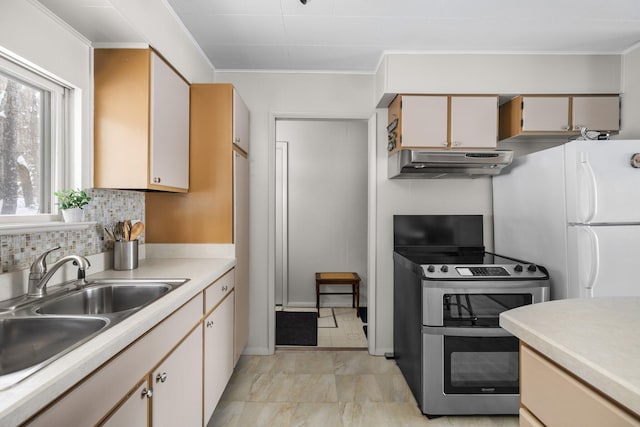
[114,240,138,270]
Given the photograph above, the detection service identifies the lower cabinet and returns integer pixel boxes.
[152,324,203,427]
[204,290,235,422]
[25,268,237,426]
[520,343,640,427]
[102,381,149,427]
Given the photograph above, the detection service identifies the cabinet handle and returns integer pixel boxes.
[156,372,168,383]
[573,124,584,131]
[561,125,570,131]
[141,388,153,399]
[235,137,240,143]
[153,177,162,184]
[452,141,461,147]
[442,142,448,147]
[206,320,214,328]
[222,285,228,292]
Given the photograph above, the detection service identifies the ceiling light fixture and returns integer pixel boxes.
[300,0,309,4]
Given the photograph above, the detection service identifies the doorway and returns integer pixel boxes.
[274,118,368,348]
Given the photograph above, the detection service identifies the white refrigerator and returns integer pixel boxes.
[493,140,640,300]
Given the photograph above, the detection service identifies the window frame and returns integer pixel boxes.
[0,50,74,226]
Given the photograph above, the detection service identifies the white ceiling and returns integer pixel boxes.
[38,0,640,72]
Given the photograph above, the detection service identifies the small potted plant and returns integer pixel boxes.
[54,189,92,222]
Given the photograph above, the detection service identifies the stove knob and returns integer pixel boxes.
[440,265,449,273]
[527,264,537,272]
[427,265,435,273]
[514,264,523,272]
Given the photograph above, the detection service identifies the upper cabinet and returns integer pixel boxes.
[387,94,498,152]
[94,48,190,192]
[499,95,620,141]
[233,89,250,153]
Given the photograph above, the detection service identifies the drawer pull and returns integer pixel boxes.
[156,372,167,383]
[141,388,153,399]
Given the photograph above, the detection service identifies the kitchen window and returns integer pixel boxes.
[0,51,71,224]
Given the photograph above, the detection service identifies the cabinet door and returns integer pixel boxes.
[234,152,249,363]
[100,381,149,427]
[521,96,570,131]
[150,51,190,190]
[233,89,250,153]
[152,324,203,427]
[572,96,620,131]
[450,96,497,148]
[401,96,448,148]
[204,291,235,422]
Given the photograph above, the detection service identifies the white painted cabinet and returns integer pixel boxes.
[204,291,235,422]
[152,324,203,427]
[94,48,190,192]
[521,96,571,132]
[450,96,498,148]
[101,382,148,427]
[149,51,190,190]
[387,94,497,150]
[499,95,620,141]
[233,89,250,153]
[572,96,620,132]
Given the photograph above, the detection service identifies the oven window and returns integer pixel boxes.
[444,336,519,394]
[443,294,532,326]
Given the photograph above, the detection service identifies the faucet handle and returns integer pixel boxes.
[30,246,61,274]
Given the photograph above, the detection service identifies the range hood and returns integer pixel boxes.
[388,149,514,179]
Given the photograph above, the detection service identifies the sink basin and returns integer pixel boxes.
[0,316,107,388]
[0,278,188,389]
[37,283,172,315]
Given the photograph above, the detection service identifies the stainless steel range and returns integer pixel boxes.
[392,215,549,417]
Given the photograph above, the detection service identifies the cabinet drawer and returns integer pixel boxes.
[205,268,234,314]
[521,344,640,427]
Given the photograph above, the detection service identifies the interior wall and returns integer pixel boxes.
[376,53,622,105]
[276,119,368,308]
[621,44,640,139]
[215,71,375,354]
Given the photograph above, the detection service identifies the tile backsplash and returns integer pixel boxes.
[0,189,144,274]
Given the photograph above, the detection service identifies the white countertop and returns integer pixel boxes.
[0,257,235,426]
[500,297,640,416]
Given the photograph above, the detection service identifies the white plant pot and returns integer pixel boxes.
[61,207,84,223]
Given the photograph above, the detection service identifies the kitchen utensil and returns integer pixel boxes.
[129,222,145,241]
[104,227,115,241]
[113,222,123,242]
[123,220,131,241]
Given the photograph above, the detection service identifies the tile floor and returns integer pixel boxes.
[209,350,519,427]
[276,307,368,348]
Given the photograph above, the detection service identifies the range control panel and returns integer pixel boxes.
[421,263,547,280]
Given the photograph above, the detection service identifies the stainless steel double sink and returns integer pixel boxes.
[0,278,188,390]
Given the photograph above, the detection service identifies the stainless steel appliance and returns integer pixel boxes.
[388,149,514,179]
[393,215,549,417]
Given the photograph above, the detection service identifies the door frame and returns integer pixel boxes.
[275,141,289,307]
[267,112,377,355]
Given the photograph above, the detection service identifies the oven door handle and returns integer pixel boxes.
[422,326,513,337]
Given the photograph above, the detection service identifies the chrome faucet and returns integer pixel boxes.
[27,246,91,297]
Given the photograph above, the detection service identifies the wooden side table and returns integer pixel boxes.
[315,272,361,318]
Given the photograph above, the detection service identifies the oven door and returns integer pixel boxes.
[422,326,520,415]
[442,328,519,394]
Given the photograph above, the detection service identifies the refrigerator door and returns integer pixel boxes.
[565,140,640,224]
[568,224,640,298]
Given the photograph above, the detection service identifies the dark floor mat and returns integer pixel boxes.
[358,307,368,323]
[276,311,318,346]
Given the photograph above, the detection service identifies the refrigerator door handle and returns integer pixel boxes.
[584,227,600,297]
[578,152,598,223]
